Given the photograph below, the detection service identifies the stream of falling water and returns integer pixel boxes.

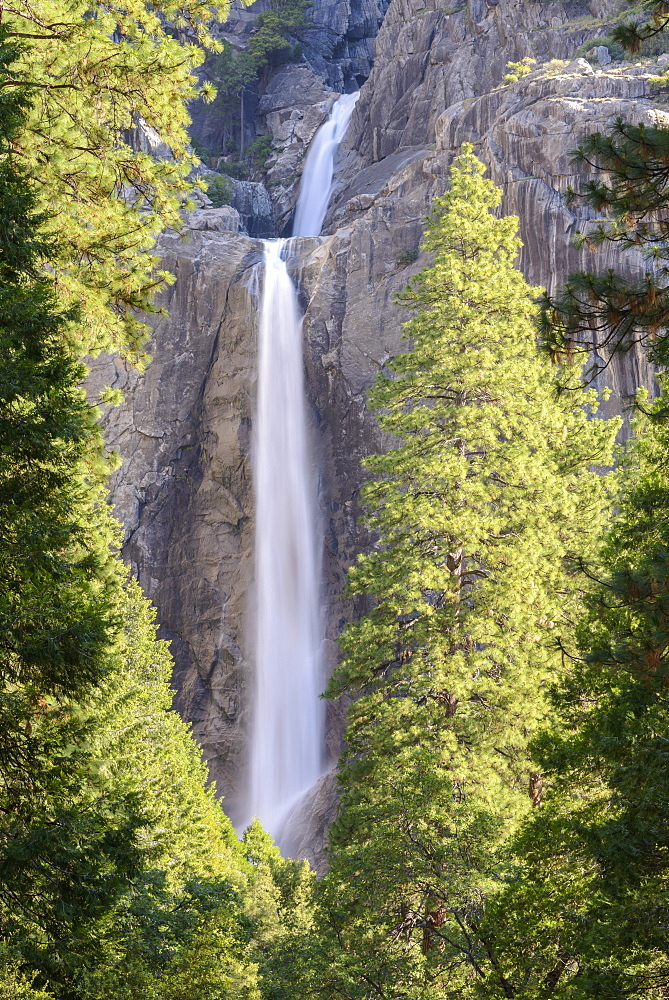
[246,92,358,849]
[249,237,323,843]
[292,90,360,238]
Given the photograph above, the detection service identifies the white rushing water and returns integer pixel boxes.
[248,238,323,843]
[245,89,359,848]
[292,91,360,238]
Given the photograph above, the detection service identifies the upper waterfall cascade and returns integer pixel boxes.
[292,91,360,238]
[245,92,358,849]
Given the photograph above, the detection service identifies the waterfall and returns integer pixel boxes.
[292,91,360,238]
[245,89,359,849]
[248,238,323,843]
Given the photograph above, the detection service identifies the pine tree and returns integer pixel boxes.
[475,386,669,999]
[312,147,617,998]
[241,820,315,1000]
[539,5,669,382]
[541,117,669,381]
[0,25,122,800]
[1,579,263,1000]
[2,0,238,363]
[0,49,260,997]
[611,0,669,53]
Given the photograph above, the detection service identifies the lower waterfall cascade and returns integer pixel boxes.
[244,92,358,848]
[248,238,324,844]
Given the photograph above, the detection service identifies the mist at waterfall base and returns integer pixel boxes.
[243,92,358,854]
[292,91,360,238]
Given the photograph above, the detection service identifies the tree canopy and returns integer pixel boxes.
[471,386,669,999]
[2,0,241,364]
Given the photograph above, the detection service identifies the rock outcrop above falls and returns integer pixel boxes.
[333,60,662,409]
[299,0,391,91]
[339,0,621,173]
[92,0,665,864]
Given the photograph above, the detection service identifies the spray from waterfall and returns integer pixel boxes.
[292,91,360,238]
[246,91,358,849]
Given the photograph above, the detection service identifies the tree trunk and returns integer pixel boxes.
[240,89,245,159]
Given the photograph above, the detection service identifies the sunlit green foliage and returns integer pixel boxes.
[502,56,535,84]
[474,388,669,999]
[307,147,616,999]
[242,819,316,1000]
[1,578,263,1000]
[3,0,240,364]
[0,42,261,998]
[0,36,123,814]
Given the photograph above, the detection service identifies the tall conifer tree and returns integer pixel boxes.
[475,389,669,999]
[0,42,262,999]
[0,26,122,797]
[311,148,616,998]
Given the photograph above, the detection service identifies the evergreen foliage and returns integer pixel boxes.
[305,148,617,998]
[0,578,263,1000]
[242,820,316,1000]
[0,32,122,804]
[0,41,263,999]
[247,0,310,73]
[540,8,669,383]
[541,118,669,381]
[2,0,238,363]
[475,389,669,998]
[611,0,669,53]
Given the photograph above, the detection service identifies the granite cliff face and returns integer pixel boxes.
[91,0,663,866]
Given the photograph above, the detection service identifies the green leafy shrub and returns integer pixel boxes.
[207,173,234,207]
[248,134,273,168]
[395,247,419,267]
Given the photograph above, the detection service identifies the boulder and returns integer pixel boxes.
[186,206,242,233]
